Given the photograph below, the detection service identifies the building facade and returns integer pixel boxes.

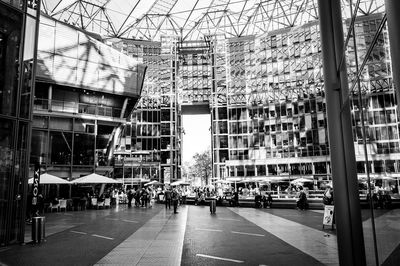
[111,37,182,185]
[30,15,146,181]
[0,0,40,246]
[111,12,398,188]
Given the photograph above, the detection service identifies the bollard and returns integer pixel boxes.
[31,216,45,243]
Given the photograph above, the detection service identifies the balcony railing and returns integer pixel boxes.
[34,98,122,118]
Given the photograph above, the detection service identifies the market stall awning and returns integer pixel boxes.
[73,173,121,184]
[28,173,70,184]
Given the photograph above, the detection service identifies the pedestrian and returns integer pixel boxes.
[141,188,148,208]
[127,188,133,208]
[296,186,308,210]
[267,192,273,208]
[234,190,239,207]
[172,188,179,213]
[134,189,141,207]
[164,188,172,209]
[254,193,262,208]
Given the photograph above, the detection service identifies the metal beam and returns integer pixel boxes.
[318,0,366,265]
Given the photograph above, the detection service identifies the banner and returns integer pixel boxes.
[323,205,334,226]
[164,168,170,184]
[32,163,40,205]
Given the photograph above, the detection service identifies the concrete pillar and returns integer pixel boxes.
[385,0,400,110]
[318,1,366,265]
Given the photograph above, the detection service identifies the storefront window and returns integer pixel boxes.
[50,131,72,165]
[73,133,94,165]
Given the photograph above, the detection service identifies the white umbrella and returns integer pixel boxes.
[290,177,314,184]
[73,173,121,184]
[170,180,189,186]
[144,180,163,186]
[28,173,70,184]
[373,175,396,181]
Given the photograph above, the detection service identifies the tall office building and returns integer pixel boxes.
[109,12,397,189]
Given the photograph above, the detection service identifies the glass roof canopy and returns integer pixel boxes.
[42,0,385,41]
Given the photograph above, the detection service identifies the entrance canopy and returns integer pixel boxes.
[28,173,70,184]
[73,173,121,184]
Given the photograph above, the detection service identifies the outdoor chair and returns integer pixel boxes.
[59,199,67,212]
[104,198,111,208]
[49,202,60,212]
[98,200,105,209]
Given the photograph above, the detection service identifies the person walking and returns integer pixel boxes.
[172,188,179,213]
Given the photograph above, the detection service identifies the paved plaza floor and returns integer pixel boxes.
[0,204,399,266]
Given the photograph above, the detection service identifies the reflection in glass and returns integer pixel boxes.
[73,133,94,165]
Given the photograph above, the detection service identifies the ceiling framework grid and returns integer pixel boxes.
[42,0,386,42]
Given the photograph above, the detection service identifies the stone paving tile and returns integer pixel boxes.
[229,207,339,265]
[95,206,188,266]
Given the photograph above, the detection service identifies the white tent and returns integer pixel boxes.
[73,173,121,184]
[28,173,70,184]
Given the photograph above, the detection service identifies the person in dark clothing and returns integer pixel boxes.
[263,193,273,208]
[233,190,239,207]
[141,188,148,208]
[134,189,141,207]
[127,189,133,208]
[172,188,179,213]
[255,193,262,208]
[164,188,172,209]
[296,187,308,210]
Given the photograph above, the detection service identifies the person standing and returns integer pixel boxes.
[234,190,239,207]
[141,188,148,208]
[172,188,179,213]
[134,189,141,207]
[127,188,133,208]
[296,186,308,210]
[164,188,172,209]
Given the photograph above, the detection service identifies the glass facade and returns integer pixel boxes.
[111,10,398,190]
[0,0,40,245]
[110,38,182,184]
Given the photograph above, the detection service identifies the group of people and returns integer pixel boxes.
[126,187,156,208]
[255,193,273,208]
[163,187,180,213]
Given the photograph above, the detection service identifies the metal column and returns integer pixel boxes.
[385,0,400,106]
[318,1,366,265]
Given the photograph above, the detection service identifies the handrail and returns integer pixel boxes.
[33,98,122,118]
